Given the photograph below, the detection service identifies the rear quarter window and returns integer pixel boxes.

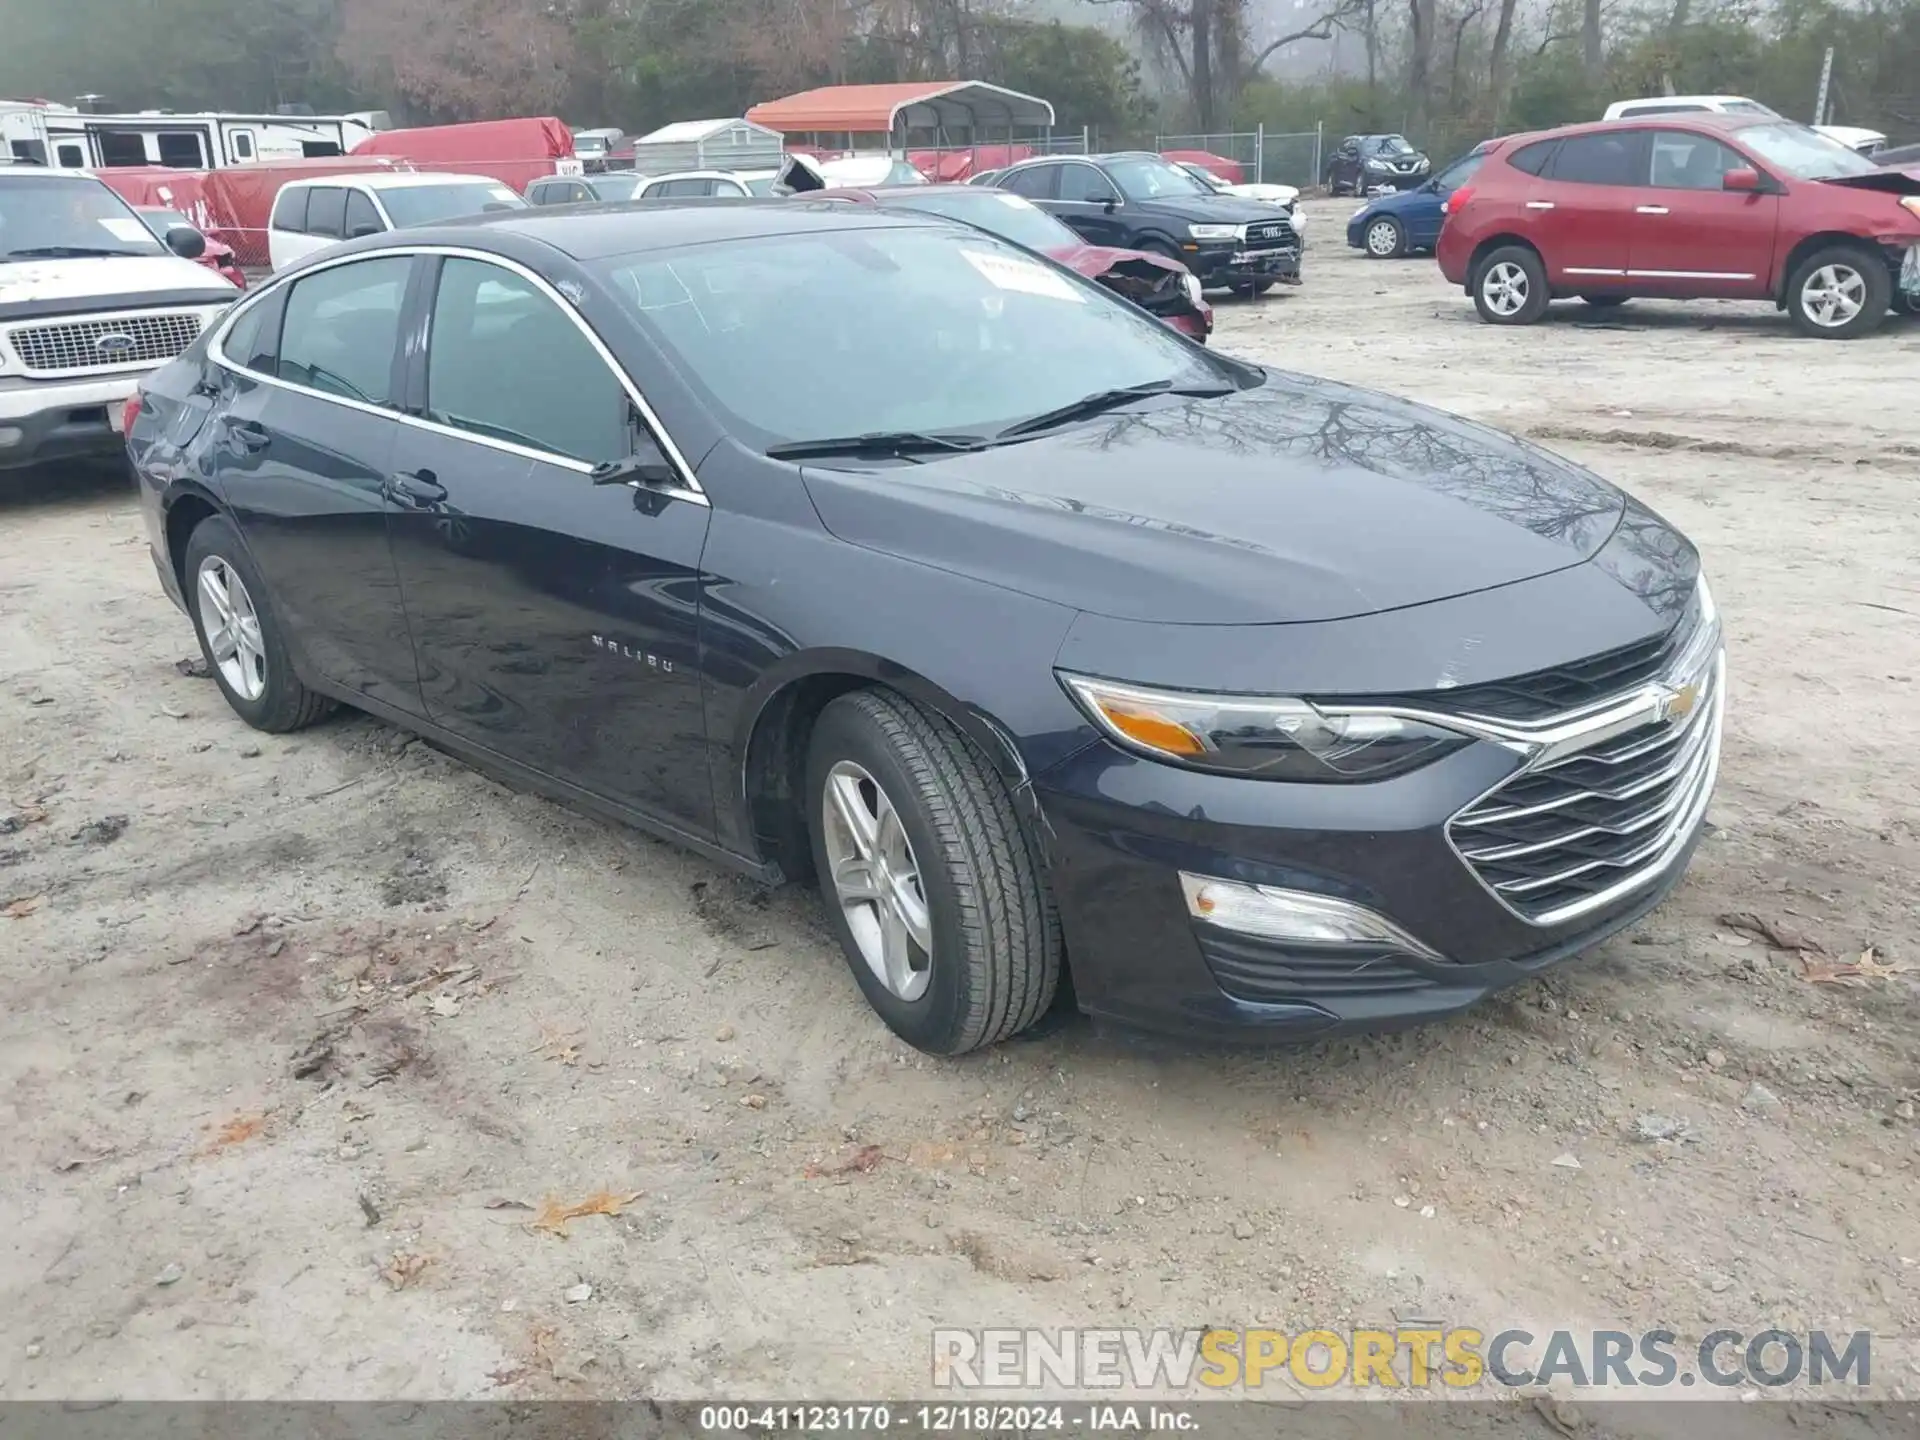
[1505,141,1558,176]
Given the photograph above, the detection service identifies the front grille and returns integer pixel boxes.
[7,310,205,376]
[1199,933,1435,1004]
[1244,219,1297,248]
[1448,659,1721,925]
[1367,610,1691,722]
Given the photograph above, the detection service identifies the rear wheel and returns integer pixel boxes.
[1364,216,1406,259]
[1580,294,1630,310]
[1470,245,1550,326]
[806,689,1060,1055]
[183,514,334,733]
[1785,245,1890,339]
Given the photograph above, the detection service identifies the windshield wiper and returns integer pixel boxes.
[4,245,149,260]
[765,430,989,462]
[994,380,1236,441]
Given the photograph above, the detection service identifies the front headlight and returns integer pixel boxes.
[1695,570,1717,629]
[1180,271,1203,306]
[1187,223,1241,241]
[1059,673,1472,782]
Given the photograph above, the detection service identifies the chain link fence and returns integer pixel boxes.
[1154,126,1326,189]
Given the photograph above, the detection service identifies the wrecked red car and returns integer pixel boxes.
[134,206,247,290]
[815,184,1213,342]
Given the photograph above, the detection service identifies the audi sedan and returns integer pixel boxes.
[128,202,1722,1054]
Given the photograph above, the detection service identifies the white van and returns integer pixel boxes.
[267,172,528,270]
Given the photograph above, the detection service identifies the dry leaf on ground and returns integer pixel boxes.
[199,1112,265,1153]
[1801,947,1908,987]
[381,1251,433,1290]
[4,896,44,919]
[530,1189,641,1237]
[1718,911,1823,953]
[803,1143,885,1179]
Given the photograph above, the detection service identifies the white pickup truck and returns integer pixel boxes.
[0,166,238,471]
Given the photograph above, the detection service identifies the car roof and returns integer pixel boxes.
[284,171,506,191]
[352,198,949,262]
[1498,112,1773,146]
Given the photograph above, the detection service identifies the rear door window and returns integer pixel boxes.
[1547,133,1650,186]
[304,187,348,239]
[276,256,412,407]
[1001,164,1060,200]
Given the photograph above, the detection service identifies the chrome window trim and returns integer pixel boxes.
[205,243,709,507]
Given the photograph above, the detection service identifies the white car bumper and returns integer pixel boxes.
[0,372,146,469]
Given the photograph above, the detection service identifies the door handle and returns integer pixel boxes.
[1525,201,1555,211]
[1636,205,1670,215]
[226,418,271,452]
[385,468,448,508]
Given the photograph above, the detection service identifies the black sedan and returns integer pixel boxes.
[128,202,1722,1054]
[991,151,1301,295]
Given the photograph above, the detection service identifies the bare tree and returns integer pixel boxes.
[1488,0,1520,120]
[1407,0,1437,127]
[1582,0,1604,82]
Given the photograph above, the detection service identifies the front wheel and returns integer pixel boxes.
[1364,216,1406,259]
[806,690,1060,1055]
[183,514,335,732]
[1786,245,1890,339]
[1471,245,1550,326]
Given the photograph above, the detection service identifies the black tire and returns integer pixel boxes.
[1895,290,1919,317]
[1363,215,1406,259]
[1235,279,1278,299]
[182,513,335,733]
[1580,294,1630,309]
[805,689,1060,1056]
[1785,244,1891,339]
[1140,237,1185,264]
[1470,244,1551,326]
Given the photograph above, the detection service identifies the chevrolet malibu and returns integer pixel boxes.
[128,203,1723,1054]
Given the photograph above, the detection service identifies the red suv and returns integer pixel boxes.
[1438,115,1920,338]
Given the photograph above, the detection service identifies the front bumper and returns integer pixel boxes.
[0,373,142,471]
[1032,657,1723,1043]
[1187,242,1302,287]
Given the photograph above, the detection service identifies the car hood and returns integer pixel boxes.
[1044,242,1186,281]
[1133,194,1297,224]
[0,252,234,308]
[1824,168,1920,195]
[800,375,1628,625]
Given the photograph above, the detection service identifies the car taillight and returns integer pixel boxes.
[121,393,143,436]
[1445,186,1475,216]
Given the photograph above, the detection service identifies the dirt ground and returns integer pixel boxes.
[3,199,1918,1416]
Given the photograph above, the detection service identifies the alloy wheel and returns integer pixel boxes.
[1481,261,1530,317]
[196,556,267,702]
[1801,264,1867,329]
[1366,220,1401,257]
[821,760,932,1001]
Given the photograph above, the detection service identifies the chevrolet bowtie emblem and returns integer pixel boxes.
[1660,682,1700,724]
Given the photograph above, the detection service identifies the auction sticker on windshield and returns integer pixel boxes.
[961,248,1084,302]
[98,217,152,244]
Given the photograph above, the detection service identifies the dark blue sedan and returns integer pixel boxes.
[1346,144,1491,258]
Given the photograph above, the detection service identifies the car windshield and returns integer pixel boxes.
[595,226,1231,448]
[1180,164,1231,191]
[880,191,1077,251]
[1105,156,1211,201]
[588,175,644,200]
[137,207,189,237]
[1735,122,1883,179]
[1369,135,1417,155]
[377,182,528,228]
[0,175,164,259]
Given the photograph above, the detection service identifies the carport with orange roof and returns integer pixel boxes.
[745,80,1068,173]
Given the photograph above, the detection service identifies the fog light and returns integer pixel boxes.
[0,426,22,449]
[1179,872,1443,959]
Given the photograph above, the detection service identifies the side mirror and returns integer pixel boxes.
[1101,195,1118,212]
[164,223,206,260]
[348,221,382,238]
[1723,167,1762,193]
[591,431,678,489]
